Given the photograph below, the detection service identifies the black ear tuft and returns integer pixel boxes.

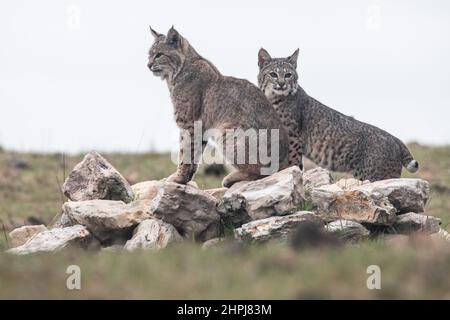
[166,26,181,48]
[258,48,272,68]
[287,48,300,68]
[150,26,163,39]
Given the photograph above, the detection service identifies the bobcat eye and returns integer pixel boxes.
[269,72,278,78]
[154,53,162,59]
[285,73,292,78]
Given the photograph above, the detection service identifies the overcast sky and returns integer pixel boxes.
[1,0,449,154]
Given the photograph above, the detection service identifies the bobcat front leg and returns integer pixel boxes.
[167,126,206,184]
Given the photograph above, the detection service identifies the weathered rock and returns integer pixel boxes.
[234,211,323,243]
[124,219,181,251]
[62,151,134,203]
[201,237,225,249]
[131,180,163,201]
[132,179,198,200]
[218,166,304,225]
[62,199,153,242]
[325,220,370,242]
[311,185,396,225]
[150,182,221,241]
[7,225,97,255]
[335,178,370,190]
[352,179,429,213]
[9,225,47,248]
[394,212,441,234]
[303,168,333,192]
[204,187,228,201]
[431,228,450,243]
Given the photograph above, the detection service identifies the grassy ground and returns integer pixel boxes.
[0,144,449,299]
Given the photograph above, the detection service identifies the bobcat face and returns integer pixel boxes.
[148,26,186,81]
[257,48,299,102]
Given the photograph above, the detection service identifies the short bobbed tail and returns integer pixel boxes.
[406,159,419,173]
[399,142,419,173]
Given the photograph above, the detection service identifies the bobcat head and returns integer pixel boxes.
[257,48,299,102]
[147,26,189,81]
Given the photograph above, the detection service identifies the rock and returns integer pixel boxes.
[7,225,97,255]
[393,212,441,234]
[234,211,323,243]
[62,151,134,203]
[325,220,370,242]
[131,180,163,201]
[124,219,181,251]
[311,185,397,225]
[303,168,333,191]
[150,182,221,241]
[352,179,429,213]
[131,179,198,200]
[431,228,450,243]
[335,178,370,190]
[204,187,228,201]
[61,200,153,243]
[201,237,225,249]
[218,166,304,225]
[8,225,47,248]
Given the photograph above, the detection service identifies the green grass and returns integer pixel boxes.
[0,144,449,299]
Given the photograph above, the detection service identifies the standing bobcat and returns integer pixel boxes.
[257,48,419,181]
[147,27,289,187]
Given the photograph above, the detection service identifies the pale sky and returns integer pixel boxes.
[1,0,449,154]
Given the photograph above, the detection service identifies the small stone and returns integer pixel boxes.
[62,151,134,203]
[234,211,323,243]
[8,225,47,248]
[131,180,163,201]
[124,219,182,251]
[204,187,228,201]
[303,167,333,191]
[394,212,441,234]
[325,220,370,242]
[7,225,97,255]
[131,179,198,201]
[335,178,370,190]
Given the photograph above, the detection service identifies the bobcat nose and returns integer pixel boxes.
[147,62,154,70]
[279,82,286,89]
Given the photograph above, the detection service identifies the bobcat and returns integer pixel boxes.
[147,27,289,187]
[257,48,419,181]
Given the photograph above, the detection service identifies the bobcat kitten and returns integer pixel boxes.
[147,27,289,187]
[257,48,418,181]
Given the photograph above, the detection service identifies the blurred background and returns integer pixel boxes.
[0,0,449,154]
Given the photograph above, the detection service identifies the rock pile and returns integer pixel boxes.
[6,151,449,255]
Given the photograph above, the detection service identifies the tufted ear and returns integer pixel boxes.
[166,26,182,48]
[258,48,272,69]
[287,48,299,68]
[149,26,163,39]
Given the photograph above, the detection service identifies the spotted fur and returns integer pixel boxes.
[257,48,419,181]
[147,28,290,187]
